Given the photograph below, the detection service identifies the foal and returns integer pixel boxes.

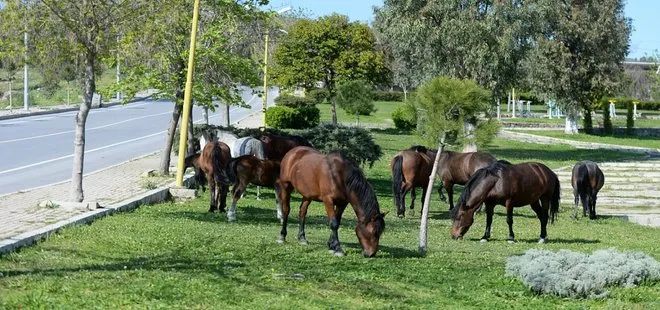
[225,155,282,222]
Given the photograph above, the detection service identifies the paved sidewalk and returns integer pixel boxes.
[0,110,264,247]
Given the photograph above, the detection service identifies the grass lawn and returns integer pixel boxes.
[0,69,117,109]
[1,130,657,309]
[515,130,660,150]
[318,101,399,125]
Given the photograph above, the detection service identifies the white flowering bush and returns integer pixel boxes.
[506,248,660,298]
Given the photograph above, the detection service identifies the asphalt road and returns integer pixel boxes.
[0,86,277,196]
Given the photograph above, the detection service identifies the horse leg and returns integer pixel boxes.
[398,182,413,218]
[505,200,516,243]
[444,181,455,210]
[256,185,262,201]
[218,183,228,213]
[437,185,446,202]
[573,188,580,219]
[227,182,244,222]
[207,177,217,213]
[297,199,312,245]
[589,191,597,220]
[409,187,416,217]
[277,183,293,243]
[531,200,549,243]
[274,182,283,220]
[325,198,345,256]
[416,186,428,217]
[480,203,496,242]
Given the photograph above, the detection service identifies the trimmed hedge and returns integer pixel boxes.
[307,88,330,104]
[373,90,404,102]
[274,94,315,109]
[265,105,320,129]
[599,98,660,111]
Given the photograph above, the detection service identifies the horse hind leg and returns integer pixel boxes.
[277,183,293,243]
[297,199,312,245]
[256,185,262,200]
[531,200,549,243]
[409,187,416,217]
[227,182,245,222]
[589,192,597,220]
[505,200,516,243]
[399,182,413,218]
[573,188,580,220]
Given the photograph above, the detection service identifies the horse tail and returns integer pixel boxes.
[391,155,404,212]
[211,143,232,185]
[551,171,561,224]
[575,164,590,218]
[227,157,239,184]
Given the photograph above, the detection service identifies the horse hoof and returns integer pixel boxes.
[480,239,488,243]
[333,250,345,257]
[538,238,546,244]
[409,210,415,217]
[276,239,285,244]
[507,239,516,244]
[256,198,262,201]
[299,239,308,245]
[227,216,236,222]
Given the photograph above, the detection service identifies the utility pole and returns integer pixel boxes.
[23,0,29,111]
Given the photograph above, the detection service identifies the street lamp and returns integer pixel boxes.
[262,6,291,130]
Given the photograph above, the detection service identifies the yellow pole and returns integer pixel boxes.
[175,0,202,187]
[262,32,269,130]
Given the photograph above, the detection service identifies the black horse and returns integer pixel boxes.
[571,161,605,220]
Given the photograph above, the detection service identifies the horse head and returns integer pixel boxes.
[355,211,388,257]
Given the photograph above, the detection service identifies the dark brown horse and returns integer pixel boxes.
[407,146,497,211]
[225,155,282,222]
[451,160,560,244]
[184,153,207,192]
[277,146,387,257]
[390,149,433,218]
[197,130,233,213]
[571,161,605,220]
[260,133,312,162]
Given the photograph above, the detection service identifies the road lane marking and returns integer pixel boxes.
[0,111,172,145]
[0,108,253,175]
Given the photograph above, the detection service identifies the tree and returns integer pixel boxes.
[335,80,376,125]
[17,0,151,202]
[373,0,533,106]
[523,0,631,134]
[413,76,495,255]
[272,14,387,124]
[0,0,26,109]
[108,0,267,174]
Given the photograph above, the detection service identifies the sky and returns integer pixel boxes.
[267,0,659,60]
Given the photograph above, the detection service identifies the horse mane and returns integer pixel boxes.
[452,160,510,219]
[331,151,384,236]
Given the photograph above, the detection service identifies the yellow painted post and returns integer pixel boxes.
[262,32,269,130]
[175,0,202,187]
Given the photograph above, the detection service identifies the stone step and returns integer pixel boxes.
[555,171,660,178]
[557,176,660,183]
[561,190,660,199]
[560,184,660,192]
[560,197,660,207]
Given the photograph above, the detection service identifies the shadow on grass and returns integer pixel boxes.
[339,242,422,259]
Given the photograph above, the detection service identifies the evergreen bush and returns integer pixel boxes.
[274,94,315,109]
[626,102,635,135]
[298,124,383,168]
[602,102,613,135]
[506,248,660,298]
[391,102,417,130]
[308,88,330,104]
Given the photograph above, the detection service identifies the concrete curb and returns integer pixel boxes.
[0,174,195,256]
[0,93,159,121]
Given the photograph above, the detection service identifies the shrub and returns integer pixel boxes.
[336,80,377,124]
[603,102,613,135]
[297,105,321,128]
[298,124,383,168]
[583,106,594,134]
[373,90,404,102]
[274,94,315,109]
[307,88,330,104]
[506,248,660,298]
[265,105,319,129]
[391,103,417,130]
[626,102,635,135]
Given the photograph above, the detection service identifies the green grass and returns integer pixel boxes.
[0,69,117,109]
[515,130,660,150]
[0,132,657,309]
[318,101,399,125]
[500,114,660,128]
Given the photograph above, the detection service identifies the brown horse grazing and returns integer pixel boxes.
[571,161,605,220]
[277,146,387,257]
[184,153,207,192]
[407,145,497,211]
[198,130,233,213]
[260,134,312,162]
[451,160,560,244]
[225,155,282,222]
[390,149,433,218]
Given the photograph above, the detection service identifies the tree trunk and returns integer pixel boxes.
[403,86,408,101]
[419,132,446,255]
[224,103,230,127]
[159,98,183,175]
[462,121,477,152]
[8,80,12,110]
[564,108,579,134]
[330,96,338,124]
[203,106,209,125]
[71,51,95,202]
